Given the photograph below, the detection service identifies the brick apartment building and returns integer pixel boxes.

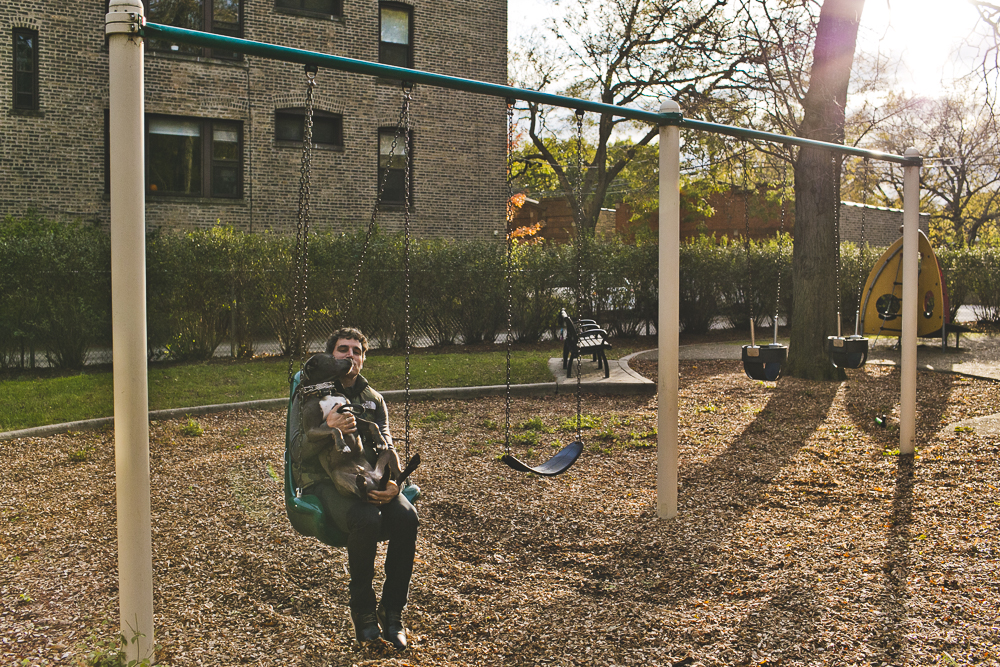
[1,0,507,239]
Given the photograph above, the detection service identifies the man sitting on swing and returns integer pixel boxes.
[290,326,417,650]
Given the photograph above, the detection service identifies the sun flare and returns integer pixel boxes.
[859,0,986,96]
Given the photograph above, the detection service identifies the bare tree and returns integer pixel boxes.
[855,92,1000,246]
[971,0,1000,100]
[510,0,743,236]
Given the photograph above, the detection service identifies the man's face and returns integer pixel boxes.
[330,337,365,379]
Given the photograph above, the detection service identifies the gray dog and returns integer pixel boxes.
[298,353,406,500]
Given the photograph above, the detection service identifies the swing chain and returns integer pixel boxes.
[856,158,870,335]
[742,170,754,332]
[774,164,788,341]
[574,109,585,442]
[833,153,842,335]
[402,81,413,463]
[504,100,515,455]
[347,83,413,319]
[288,64,318,384]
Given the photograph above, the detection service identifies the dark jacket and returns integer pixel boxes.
[290,373,392,491]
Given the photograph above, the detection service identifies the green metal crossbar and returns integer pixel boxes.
[140,21,920,166]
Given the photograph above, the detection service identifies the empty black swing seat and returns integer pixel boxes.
[827,335,869,369]
[741,343,786,381]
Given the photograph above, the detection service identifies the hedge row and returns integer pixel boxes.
[2,214,998,370]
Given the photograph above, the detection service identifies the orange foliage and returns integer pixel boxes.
[508,222,543,245]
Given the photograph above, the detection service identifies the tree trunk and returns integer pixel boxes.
[785,0,865,381]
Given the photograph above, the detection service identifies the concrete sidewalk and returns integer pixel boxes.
[547,353,656,394]
[639,333,1000,382]
[632,333,1000,438]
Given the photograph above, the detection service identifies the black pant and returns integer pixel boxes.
[309,481,419,613]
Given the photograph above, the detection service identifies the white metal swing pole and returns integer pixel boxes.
[900,147,921,455]
[106,0,154,661]
[657,99,681,519]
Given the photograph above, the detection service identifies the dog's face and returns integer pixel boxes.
[302,353,353,385]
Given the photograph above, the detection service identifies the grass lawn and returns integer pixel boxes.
[0,338,655,431]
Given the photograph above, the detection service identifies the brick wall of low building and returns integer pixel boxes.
[839,201,929,246]
[616,196,930,247]
[0,0,506,240]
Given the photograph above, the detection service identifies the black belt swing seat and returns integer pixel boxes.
[497,102,584,478]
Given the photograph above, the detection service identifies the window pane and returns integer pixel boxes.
[312,115,341,146]
[14,76,34,96]
[147,0,202,53]
[380,169,405,204]
[149,131,202,195]
[380,42,410,68]
[150,117,202,136]
[212,165,239,197]
[275,112,302,142]
[303,0,338,13]
[213,123,240,160]
[276,110,341,146]
[381,7,410,45]
[213,0,239,25]
[379,130,407,161]
[14,33,34,71]
[148,0,202,29]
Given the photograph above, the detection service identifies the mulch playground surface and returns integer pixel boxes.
[2,360,998,666]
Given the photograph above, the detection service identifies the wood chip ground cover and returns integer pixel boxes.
[2,361,998,666]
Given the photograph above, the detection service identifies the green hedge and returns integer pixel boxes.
[0,213,111,369]
[3,214,998,370]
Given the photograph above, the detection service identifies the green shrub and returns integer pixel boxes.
[716,234,791,332]
[937,245,975,321]
[510,240,566,342]
[678,234,725,334]
[970,244,1000,322]
[837,241,880,333]
[146,227,234,361]
[0,212,111,369]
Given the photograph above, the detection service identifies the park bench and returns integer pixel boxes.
[560,308,612,378]
[921,322,973,349]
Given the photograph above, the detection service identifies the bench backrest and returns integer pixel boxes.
[559,308,581,342]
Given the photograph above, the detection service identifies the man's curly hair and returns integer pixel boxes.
[325,327,369,354]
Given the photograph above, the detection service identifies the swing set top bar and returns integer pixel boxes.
[141,21,920,167]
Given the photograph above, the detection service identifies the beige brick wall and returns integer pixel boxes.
[840,201,930,247]
[0,0,506,240]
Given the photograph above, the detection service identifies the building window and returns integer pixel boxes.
[379,3,412,69]
[378,127,410,205]
[12,29,39,110]
[146,115,242,198]
[144,0,242,60]
[275,108,343,149]
[275,0,341,18]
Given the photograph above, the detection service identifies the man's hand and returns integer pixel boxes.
[326,407,357,434]
[368,480,399,506]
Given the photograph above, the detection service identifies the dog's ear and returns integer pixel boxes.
[302,353,322,384]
